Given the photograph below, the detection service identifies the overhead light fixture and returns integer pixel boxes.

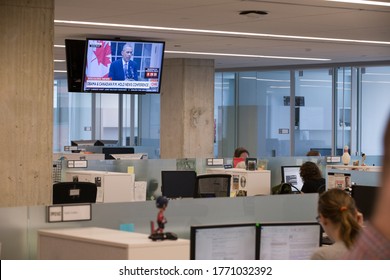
[53,42,330,62]
[166,50,330,61]
[54,19,390,45]
[326,0,390,7]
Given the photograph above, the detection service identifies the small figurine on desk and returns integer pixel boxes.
[361,153,367,166]
[149,196,178,241]
[342,145,351,165]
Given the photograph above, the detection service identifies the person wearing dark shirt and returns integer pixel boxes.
[300,161,325,193]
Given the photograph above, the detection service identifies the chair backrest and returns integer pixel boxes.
[317,184,326,194]
[52,182,97,204]
[195,174,231,198]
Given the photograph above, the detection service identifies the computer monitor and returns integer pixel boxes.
[161,170,197,199]
[195,174,231,198]
[190,223,258,260]
[102,147,135,160]
[258,222,321,260]
[281,166,304,191]
[94,140,119,146]
[71,140,97,146]
[52,182,97,204]
[351,185,380,220]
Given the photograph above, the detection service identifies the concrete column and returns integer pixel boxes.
[160,59,214,159]
[0,0,54,207]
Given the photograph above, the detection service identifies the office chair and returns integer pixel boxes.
[317,184,326,194]
[52,182,97,204]
[194,174,231,198]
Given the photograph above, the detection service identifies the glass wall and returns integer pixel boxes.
[361,66,390,155]
[122,94,138,146]
[213,65,390,158]
[214,72,236,158]
[94,94,119,141]
[237,71,292,157]
[294,68,333,156]
[335,67,353,156]
[54,64,390,159]
[53,80,93,152]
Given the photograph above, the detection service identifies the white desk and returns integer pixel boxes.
[38,227,189,260]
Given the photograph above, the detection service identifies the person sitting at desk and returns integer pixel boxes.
[233,147,249,168]
[300,161,326,193]
[311,188,362,260]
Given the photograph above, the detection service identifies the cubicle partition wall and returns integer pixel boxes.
[0,155,382,259]
[2,194,319,260]
[55,155,382,197]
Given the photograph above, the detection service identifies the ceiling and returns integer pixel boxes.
[54,0,390,77]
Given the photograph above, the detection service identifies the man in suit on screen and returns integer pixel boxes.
[108,43,139,81]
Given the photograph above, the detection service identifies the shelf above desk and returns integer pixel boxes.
[327,165,382,172]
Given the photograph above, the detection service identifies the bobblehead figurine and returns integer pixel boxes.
[156,196,168,233]
[149,196,178,241]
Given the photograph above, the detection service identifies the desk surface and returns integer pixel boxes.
[38,227,190,259]
[38,227,188,248]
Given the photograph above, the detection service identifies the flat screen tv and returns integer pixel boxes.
[82,38,165,94]
[65,39,86,92]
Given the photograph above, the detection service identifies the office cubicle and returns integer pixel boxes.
[0,155,382,259]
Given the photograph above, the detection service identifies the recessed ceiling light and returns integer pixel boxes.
[327,0,390,7]
[54,19,390,45]
[166,50,330,61]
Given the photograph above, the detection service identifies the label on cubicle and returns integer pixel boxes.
[67,160,88,168]
[47,204,92,223]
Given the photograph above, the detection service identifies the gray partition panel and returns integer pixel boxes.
[14,194,319,259]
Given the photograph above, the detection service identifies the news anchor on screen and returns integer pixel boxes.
[108,43,139,81]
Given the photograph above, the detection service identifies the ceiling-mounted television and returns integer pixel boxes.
[65,39,86,92]
[82,38,165,94]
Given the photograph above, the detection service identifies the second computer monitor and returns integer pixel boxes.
[281,166,304,191]
[351,184,380,220]
[258,222,321,260]
[161,170,197,199]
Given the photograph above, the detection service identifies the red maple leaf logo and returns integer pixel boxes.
[92,41,111,67]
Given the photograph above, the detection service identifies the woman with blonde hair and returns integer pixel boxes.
[311,188,362,259]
